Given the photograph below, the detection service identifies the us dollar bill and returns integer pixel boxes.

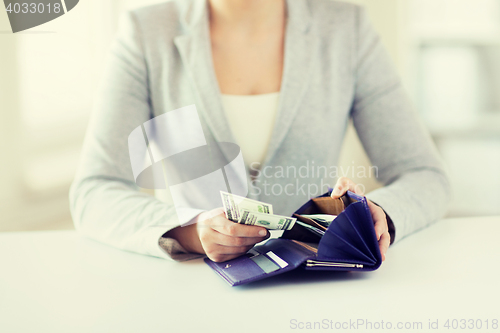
[220,191,273,222]
[239,210,296,230]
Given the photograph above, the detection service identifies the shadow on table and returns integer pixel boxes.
[237,268,371,290]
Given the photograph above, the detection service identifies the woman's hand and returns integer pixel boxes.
[167,207,270,262]
[196,208,270,262]
[330,177,390,261]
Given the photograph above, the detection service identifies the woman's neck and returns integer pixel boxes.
[208,0,286,33]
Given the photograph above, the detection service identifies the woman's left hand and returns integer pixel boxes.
[330,177,390,261]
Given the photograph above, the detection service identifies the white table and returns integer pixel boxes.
[1,217,499,333]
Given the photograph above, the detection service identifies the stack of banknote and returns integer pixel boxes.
[220,191,296,230]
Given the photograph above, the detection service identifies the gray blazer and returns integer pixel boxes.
[70,0,450,260]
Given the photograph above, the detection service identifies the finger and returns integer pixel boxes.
[199,230,255,257]
[331,177,354,198]
[331,177,363,199]
[210,215,268,238]
[379,232,390,261]
[374,221,388,241]
[367,201,387,240]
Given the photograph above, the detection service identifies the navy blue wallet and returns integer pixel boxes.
[204,191,382,286]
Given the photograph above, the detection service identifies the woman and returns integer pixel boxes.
[70,0,450,263]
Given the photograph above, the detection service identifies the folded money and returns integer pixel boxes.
[220,191,296,230]
[239,210,296,231]
[220,191,273,222]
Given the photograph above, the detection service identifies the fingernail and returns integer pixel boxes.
[259,230,267,236]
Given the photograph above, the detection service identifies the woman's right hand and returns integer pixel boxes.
[196,208,270,262]
[167,207,270,262]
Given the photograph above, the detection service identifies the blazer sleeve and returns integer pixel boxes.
[350,7,451,243]
[69,11,204,261]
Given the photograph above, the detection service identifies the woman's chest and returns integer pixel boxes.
[210,33,285,95]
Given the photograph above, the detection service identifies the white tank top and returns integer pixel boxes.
[220,92,280,168]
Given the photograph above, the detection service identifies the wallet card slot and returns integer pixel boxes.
[261,241,315,263]
[265,251,289,268]
[246,248,259,258]
[250,254,281,273]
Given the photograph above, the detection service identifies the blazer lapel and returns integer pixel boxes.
[174,0,237,153]
[262,0,317,167]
